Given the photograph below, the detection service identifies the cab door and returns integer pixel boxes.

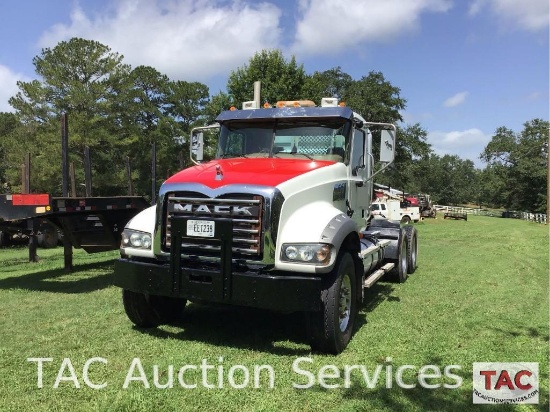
[348,129,371,223]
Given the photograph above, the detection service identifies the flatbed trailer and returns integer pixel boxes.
[443,211,468,221]
[0,193,149,267]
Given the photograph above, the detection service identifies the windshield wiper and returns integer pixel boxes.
[290,152,314,160]
[219,153,248,158]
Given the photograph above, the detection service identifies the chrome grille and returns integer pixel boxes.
[164,193,263,259]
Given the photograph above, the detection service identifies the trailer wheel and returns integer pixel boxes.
[403,225,418,274]
[389,228,408,283]
[37,228,59,249]
[308,252,357,354]
[400,216,411,224]
[122,289,186,328]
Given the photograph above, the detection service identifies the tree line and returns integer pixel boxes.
[0,38,547,212]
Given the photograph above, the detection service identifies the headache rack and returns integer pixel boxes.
[164,193,263,259]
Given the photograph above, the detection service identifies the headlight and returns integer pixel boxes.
[281,244,332,265]
[121,229,152,250]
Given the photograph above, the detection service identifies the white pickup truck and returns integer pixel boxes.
[370,199,420,224]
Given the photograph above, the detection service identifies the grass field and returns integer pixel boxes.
[0,216,548,411]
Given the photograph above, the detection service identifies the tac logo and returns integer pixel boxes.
[472,362,539,404]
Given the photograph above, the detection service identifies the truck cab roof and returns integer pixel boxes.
[215,106,354,123]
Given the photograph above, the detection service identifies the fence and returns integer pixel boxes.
[433,205,547,224]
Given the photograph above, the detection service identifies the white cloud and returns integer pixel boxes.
[428,128,491,166]
[468,0,549,31]
[38,0,283,82]
[0,65,28,112]
[443,91,468,107]
[525,91,546,101]
[292,0,452,55]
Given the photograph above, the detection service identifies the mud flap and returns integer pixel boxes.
[366,219,402,261]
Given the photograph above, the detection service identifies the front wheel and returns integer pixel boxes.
[122,289,187,328]
[308,252,357,354]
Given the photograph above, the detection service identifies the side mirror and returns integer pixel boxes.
[191,132,204,163]
[352,155,365,176]
[380,129,396,163]
[189,123,220,165]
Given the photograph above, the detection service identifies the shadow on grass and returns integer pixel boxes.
[355,281,398,331]
[336,371,523,412]
[134,303,312,356]
[491,325,550,343]
[133,281,400,356]
[0,260,115,293]
[306,355,545,411]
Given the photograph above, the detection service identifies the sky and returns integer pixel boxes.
[0,0,548,168]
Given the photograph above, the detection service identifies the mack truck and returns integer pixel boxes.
[113,94,418,354]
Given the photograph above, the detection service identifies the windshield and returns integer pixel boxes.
[216,119,351,162]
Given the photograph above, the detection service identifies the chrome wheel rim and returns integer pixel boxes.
[339,274,352,332]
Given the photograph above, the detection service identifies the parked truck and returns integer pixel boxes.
[113,94,418,354]
[415,193,437,218]
[370,198,420,223]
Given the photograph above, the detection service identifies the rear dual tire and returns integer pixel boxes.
[390,229,409,282]
[403,225,418,274]
[0,231,7,247]
[37,228,59,249]
[389,225,418,282]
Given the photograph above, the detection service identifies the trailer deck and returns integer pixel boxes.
[0,193,150,266]
[443,211,468,221]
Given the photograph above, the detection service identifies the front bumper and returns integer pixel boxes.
[113,258,323,312]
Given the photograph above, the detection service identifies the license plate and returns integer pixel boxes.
[186,220,215,237]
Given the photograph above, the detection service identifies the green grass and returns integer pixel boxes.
[0,216,548,411]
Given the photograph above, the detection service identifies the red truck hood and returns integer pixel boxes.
[164,158,335,189]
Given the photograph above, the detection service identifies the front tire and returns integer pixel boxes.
[308,252,357,354]
[122,289,187,328]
